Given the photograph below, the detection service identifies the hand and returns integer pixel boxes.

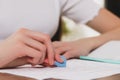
[53,37,100,59]
[0,28,55,67]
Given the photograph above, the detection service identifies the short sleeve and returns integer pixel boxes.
[60,0,101,24]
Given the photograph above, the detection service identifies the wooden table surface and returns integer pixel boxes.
[0,72,120,80]
[95,74,120,80]
[0,73,37,80]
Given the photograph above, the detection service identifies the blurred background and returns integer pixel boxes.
[61,0,104,41]
[61,0,120,41]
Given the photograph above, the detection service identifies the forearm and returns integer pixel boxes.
[93,27,120,48]
[1,57,28,68]
[86,8,120,48]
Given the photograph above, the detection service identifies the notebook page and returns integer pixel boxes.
[88,41,120,60]
[0,59,119,80]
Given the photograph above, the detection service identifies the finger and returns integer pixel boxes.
[46,41,54,65]
[42,59,52,67]
[23,36,47,64]
[23,45,42,65]
[54,47,70,62]
[55,47,71,55]
[43,58,49,63]
[63,51,73,60]
[39,52,46,64]
[23,37,46,64]
[55,54,63,63]
[22,28,54,65]
[23,36,46,53]
[52,41,63,48]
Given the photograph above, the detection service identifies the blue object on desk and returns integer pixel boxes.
[54,56,66,67]
[80,56,120,64]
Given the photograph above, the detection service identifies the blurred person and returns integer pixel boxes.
[0,0,120,68]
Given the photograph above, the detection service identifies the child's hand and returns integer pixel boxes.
[53,37,99,59]
[0,28,55,67]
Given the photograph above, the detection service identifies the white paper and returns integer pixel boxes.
[88,41,120,60]
[0,59,120,80]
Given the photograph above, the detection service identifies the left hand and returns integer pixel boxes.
[53,37,100,59]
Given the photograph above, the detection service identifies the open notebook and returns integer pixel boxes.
[80,41,120,64]
[0,59,120,80]
[0,41,120,80]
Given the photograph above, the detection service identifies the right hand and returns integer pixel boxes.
[0,28,55,67]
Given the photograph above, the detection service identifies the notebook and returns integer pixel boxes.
[80,41,120,64]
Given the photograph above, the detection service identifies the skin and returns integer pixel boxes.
[1,8,120,68]
[53,8,120,59]
[0,28,62,68]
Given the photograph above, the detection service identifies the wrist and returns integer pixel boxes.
[92,35,112,49]
[95,27,120,46]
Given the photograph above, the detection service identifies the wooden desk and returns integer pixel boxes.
[95,74,120,80]
[0,73,36,80]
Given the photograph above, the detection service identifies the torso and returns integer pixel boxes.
[0,0,60,39]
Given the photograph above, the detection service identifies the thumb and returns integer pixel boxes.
[63,52,73,60]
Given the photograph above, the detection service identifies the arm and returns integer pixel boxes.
[2,57,28,68]
[53,8,120,59]
[0,28,63,68]
[87,8,120,47]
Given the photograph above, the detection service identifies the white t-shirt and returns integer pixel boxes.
[0,0,101,39]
